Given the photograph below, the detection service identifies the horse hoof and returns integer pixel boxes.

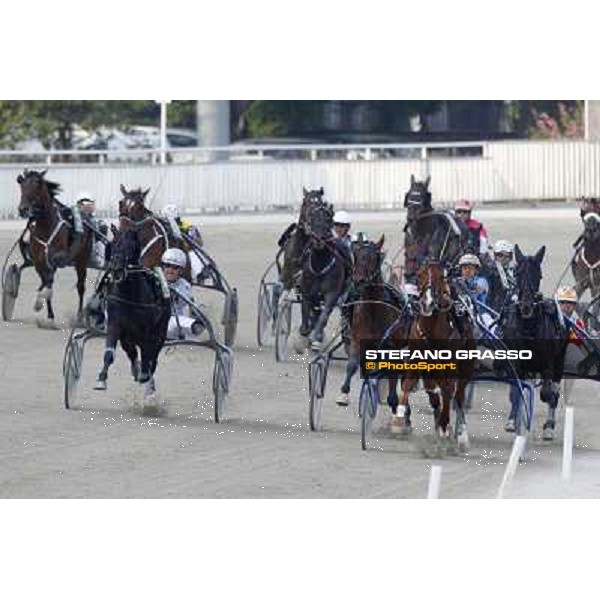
[457,432,470,453]
[504,419,516,433]
[542,426,555,441]
[390,416,412,436]
[93,380,107,391]
[310,340,322,352]
[293,334,308,354]
[33,300,43,312]
[336,393,349,407]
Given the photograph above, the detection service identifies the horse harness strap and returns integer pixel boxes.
[580,246,600,288]
[139,218,170,261]
[31,213,69,270]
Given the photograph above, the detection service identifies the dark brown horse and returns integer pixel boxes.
[339,236,411,408]
[17,169,92,324]
[118,184,192,282]
[398,262,476,450]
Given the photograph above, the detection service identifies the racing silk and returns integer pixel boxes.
[563,313,585,345]
[169,277,194,317]
[179,219,202,245]
[464,218,489,255]
[460,275,489,306]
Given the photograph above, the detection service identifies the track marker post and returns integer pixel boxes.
[562,406,575,481]
[427,464,443,499]
[497,435,526,499]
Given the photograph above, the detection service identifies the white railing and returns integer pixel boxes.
[0,140,597,217]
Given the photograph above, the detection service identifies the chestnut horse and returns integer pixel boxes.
[17,169,92,324]
[398,262,476,451]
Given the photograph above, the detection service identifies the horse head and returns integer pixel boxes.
[514,244,545,318]
[404,174,432,221]
[16,169,57,219]
[299,186,325,229]
[119,184,150,224]
[305,197,334,249]
[353,235,384,285]
[583,212,600,242]
[108,226,141,282]
[417,260,452,316]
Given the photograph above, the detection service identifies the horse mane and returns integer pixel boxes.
[21,169,62,198]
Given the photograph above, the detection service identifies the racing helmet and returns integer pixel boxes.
[161,203,180,220]
[458,253,481,268]
[493,239,514,255]
[454,199,475,212]
[404,283,420,297]
[555,285,577,304]
[161,247,187,269]
[333,210,351,226]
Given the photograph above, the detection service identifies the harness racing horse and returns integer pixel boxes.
[399,262,476,452]
[278,187,324,292]
[403,174,467,284]
[17,169,93,325]
[339,236,412,407]
[572,212,600,328]
[93,223,171,413]
[296,197,350,350]
[503,245,569,440]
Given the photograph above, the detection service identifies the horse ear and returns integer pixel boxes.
[120,184,127,196]
[319,186,324,194]
[39,169,47,178]
[377,234,385,250]
[410,174,415,185]
[143,188,150,199]
[16,174,23,184]
[424,175,431,188]
[514,244,524,262]
[534,245,546,265]
[302,186,308,196]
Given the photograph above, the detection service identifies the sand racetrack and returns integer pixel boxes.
[2,208,600,498]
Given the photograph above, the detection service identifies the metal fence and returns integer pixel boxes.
[1,140,598,217]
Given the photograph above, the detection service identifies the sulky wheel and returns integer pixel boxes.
[360,378,379,451]
[275,299,293,363]
[213,350,232,423]
[223,288,238,348]
[256,282,274,347]
[63,332,84,410]
[308,358,327,432]
[2,264,21,321]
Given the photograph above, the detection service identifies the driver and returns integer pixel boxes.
[161,248,205,339]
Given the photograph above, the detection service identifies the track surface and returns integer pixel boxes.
[2,207,600,498]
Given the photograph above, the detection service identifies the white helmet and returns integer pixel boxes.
[404,283,420,297]
[459,253,481,268]
[77,191,93,202]
[161,247,187,268]
[333,210,351,225]
[162,203,180,219]
[493,240,513,255]
[555,285,577,303]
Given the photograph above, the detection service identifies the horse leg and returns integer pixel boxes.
[120,338,140,382]
[310,292,336,345]
[504,384,520,433]
[75,262,87,316]
[391,373,414,435]
[386,374,400,413]
[338,343,359,405]
[94,325,118,391]
[425,382,442,431]
[454,379,470,452]
[541,379,560,441]
[438,381,453,437]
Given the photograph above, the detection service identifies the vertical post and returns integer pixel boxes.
[562,406,575,481]
[427,464,442,499]
[497,435,526,498]
[156,100,171,165]
[584,100,589,142]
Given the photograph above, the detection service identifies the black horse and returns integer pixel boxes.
[403,174,467,283]
[572,212,600,328]
[296,198,350,350]
[93,223,171,414]
[501,244,569,440]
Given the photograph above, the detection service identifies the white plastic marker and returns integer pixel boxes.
[497,435,527,499]
[562,406,575,481]
[427,465,443,499]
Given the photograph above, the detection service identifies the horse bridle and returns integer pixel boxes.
[419,265,453,315]
[119,200,170,262]
[353,243,383,286]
